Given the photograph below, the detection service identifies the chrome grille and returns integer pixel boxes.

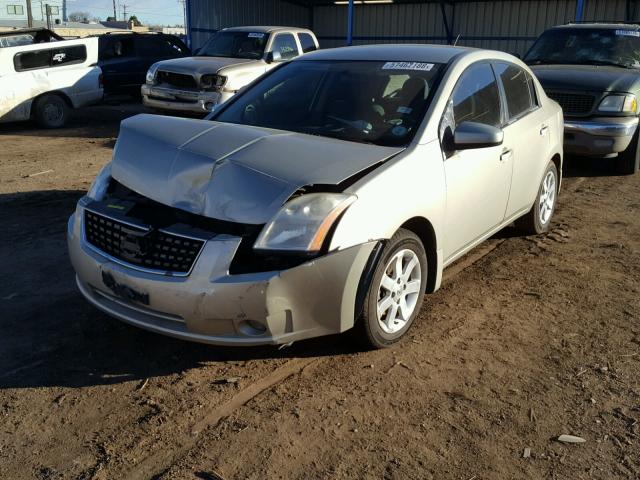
[84,210,204,275]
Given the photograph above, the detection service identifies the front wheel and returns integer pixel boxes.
[355,228,427,349]
[515,161,558,235]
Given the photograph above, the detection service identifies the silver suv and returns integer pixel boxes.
[141,26,318,114]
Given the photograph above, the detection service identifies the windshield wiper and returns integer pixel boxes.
[582,60,636,69]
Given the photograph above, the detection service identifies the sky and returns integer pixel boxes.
[66,0,185,26]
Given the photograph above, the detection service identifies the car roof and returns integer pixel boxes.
[296,44,474,64]
[0,27,60,37]
[221,26,313,34]
[553,22,640,30]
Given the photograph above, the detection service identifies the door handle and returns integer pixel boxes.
[500,149,513,162]
[540,125,549,136]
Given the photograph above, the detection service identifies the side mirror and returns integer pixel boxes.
[453,122,503,149]
[266,50,282,63]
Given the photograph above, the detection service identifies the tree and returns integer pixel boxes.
[129,15,142,26]
[68,11,91,22]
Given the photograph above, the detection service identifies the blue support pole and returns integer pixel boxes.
[575,0,585,22]
[347,0,354,46]
[186,0,193,50]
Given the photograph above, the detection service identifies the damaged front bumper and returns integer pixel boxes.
[67,199,376,346]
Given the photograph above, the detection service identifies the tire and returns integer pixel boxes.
[33,94,69,129]
[354,228,428,349]
[616,129,640,175]
[515,161,559,235]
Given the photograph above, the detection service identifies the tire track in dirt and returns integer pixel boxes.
[120,357,319,480]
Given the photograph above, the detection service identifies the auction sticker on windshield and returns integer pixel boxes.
[382,62,434,71]
[248,32,265,38]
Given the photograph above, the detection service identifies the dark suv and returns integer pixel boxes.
[98,33,189,97]
[525,23,640,174]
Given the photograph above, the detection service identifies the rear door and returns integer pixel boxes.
[494,62,550,217]
[441,62,513,261]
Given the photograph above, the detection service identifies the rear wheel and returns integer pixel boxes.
[616,129,640,175]
[515,161,558,235]
[33,94,69,129]
[355,229,427,349]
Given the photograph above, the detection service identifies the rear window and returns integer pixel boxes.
[298,33,317,53]
[14,45,87,71]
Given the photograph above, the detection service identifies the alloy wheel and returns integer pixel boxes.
[538,170,556,225]
[376,248,422,334]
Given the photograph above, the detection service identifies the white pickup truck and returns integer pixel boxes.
[0,28,103,128]
[142,26,318,115]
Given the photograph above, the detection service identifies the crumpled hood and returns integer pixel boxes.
[531,64,640,93]
[111,114,403,225]
[155,56,257,75]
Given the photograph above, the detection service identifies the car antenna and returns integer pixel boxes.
[453,34,461,46]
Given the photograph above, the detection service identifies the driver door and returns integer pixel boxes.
[442,62,513,261]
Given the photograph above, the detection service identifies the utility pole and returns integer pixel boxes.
[122,4,128,24]
[45,4,52,30]
[26,0,34,27]
[112,0,117,20]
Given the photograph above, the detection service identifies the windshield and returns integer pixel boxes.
[214,60,444,147]
[525,28,640,68]
[197,31,268,59]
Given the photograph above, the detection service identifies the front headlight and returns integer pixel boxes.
[200,74,226,90]
[254,193,356,253]
[598,94,637,113]
[145,63,160,84]
[87,163,112,200]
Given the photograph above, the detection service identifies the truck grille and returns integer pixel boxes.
[156,71,197,89]
[546,91,595,116]
[84,210,205,275]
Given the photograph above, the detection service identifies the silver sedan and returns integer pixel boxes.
[68,44,563,348]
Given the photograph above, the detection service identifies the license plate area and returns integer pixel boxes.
[101,271,149,305]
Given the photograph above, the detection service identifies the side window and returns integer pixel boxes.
[7,5,24,15]
[13,45,87,71]
[101,37,135,60]
[14,49,50,70]
[137,37,163,57]
[495,62,535,120]
[452,62,502,129]
[51,45,86,66]
[165,37,188,56]
[271,33,299,60]
[298,33,317,53]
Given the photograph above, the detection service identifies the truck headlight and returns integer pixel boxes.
[598,94,637,113]
[200,74,226,90]
[87,163,112,200]
[254,193,356,253]
[145,63,160,84]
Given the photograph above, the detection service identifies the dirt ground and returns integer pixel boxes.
[1,103,639,480]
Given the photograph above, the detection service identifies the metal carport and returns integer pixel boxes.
[186,0,640,55]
